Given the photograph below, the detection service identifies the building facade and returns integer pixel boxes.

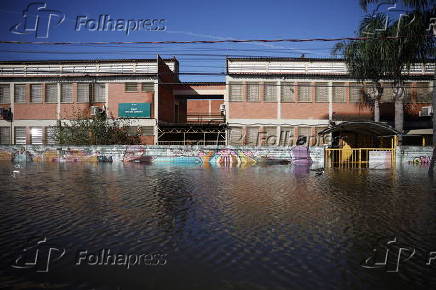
[225,57,434,146]
[0,56,433,146]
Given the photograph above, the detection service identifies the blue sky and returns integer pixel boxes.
[0,0,374,81]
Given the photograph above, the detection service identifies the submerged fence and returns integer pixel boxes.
[325,148,396,168]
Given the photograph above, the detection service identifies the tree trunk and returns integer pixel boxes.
[374,99,380,122]
[429,72,436,176]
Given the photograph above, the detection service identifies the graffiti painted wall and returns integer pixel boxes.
[397,146,434,167]
[0,145,325,167]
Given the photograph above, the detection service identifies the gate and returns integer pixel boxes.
[324,147,396,168]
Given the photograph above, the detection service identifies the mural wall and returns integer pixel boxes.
[0,145,324,167]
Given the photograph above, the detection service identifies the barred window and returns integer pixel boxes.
[381,83,393,103]
[350,83,362,103]
[229,127,243,145]
[94,83,106,103]
[315,83,329,103]
[264,83,277,102]
[0,85,10,104]
[298,127,311,137]
[247,83,259,102]
[61,83,72,103]
[45,84,58,103]
[30,127,43,145]
[279,127,294,146]
[333,83,345,103]
[246,127,259,146]
[140,126,154,136]
[125,82,138,92]
[298,83,311,102]
[416,82,432,103]
[14,84,25,103]
[281,83,294,102]
[14,127,26,145]
[142,83,154,92]
[229,83,243,101]
[262,126,277,146]
[0,127,11,145]
[30,84,42,103]
[46,127,56,145]
[77,83,90,103]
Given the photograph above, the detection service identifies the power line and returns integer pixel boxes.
[0,35,432,45]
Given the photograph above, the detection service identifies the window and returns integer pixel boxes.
[229,127,243,145]
[14,84,25,103]
[264,83,277,102]
[298,83,311,102]
[229,83,243,101]
[0,85,10,104]
[416,82,432,103]
[142,83,154,92]
[316,127,328,145]
[140,126,154,136]
[281,83,294,102]
[246,127,259,146]
[94,83,106,103]
[262,126,277,146]
[125,82,138,92]
[381,83,393,103]
[45,84,58,103]
[298,127,311,138]
[14,127,26,145]
[315,83,329,103]
[61,83,72,103]
[0,127,11,144]
[279,127,294,146]
[350,83,362,103]
[77,83,90,103]
[46,127,56,145]
[247,83,259,102]
[30,127,43,145]
[30,84,42,103]
[333,83,345,103]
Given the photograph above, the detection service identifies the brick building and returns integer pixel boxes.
[0,56,433,146]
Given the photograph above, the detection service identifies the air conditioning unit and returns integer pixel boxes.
[419,106,433,117]
[219,104,226,114]
[90,106,101,116]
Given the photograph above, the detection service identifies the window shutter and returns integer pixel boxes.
[94,84,106,102]
[298,83,311,102]
[279,127,294,146]
[31,127,43,144]
[14,85,25,103]
[315,83,329,103]
[77,83,90,103]
[125,83,138,92]
[0,127,11,144]
[14,127,26,144]
[247,83,259,102]
[229,127,243,145]
[45,84,58,103]
[350,83,362,103]
[229,83,243,101]
[61,83,72,103]
[333,83,345,103]
[281,83,294,102]
[142,83,154,92]
[31,84,42,103]
[264,83,277,102]
[0,85,10,104]
[246,127,259,145]
[46,127,56,145]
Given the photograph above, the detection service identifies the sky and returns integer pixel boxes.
[0,0,385,81]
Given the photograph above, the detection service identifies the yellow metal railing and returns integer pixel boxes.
[324,147,396,168]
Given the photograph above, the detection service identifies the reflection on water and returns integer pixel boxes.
[1,162,436,290]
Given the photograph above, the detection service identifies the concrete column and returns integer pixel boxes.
[328,81,333,121]
[10,83,14,145]
[105,82,109,109]
[57,83,61,120]
[153,81,159,145]
[277,80,282,146]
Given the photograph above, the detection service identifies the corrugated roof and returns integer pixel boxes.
[0,58,178,65]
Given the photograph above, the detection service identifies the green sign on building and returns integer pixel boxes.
[118,103,151,118]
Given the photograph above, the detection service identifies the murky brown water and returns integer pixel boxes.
[1,162,436,290]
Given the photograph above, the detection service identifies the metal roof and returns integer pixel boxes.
[318,121,400,136]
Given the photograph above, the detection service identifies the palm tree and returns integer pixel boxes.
[359,0,436,176]
[332,15,394,122]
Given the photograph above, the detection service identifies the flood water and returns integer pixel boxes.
[1,162,436,290]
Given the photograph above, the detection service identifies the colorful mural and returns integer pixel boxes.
[0,145,323,167]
